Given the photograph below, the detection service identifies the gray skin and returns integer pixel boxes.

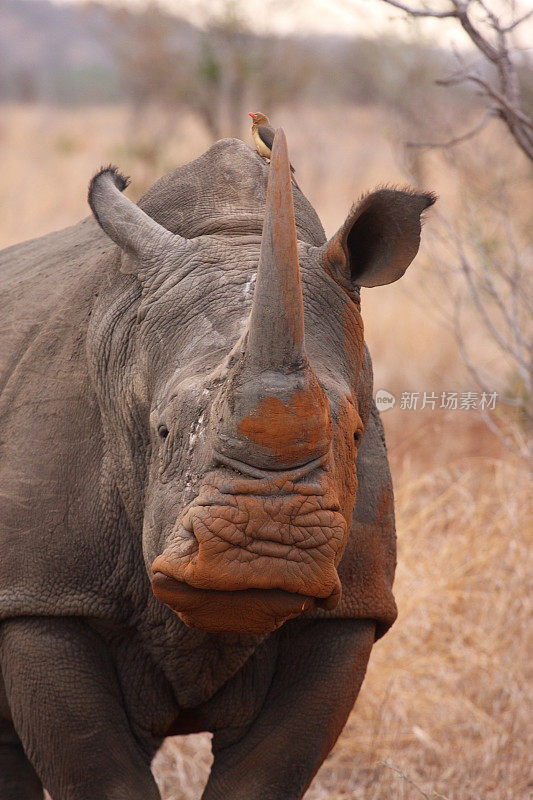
[0,131,434,799]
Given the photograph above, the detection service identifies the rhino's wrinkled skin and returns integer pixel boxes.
[0,132,434,800]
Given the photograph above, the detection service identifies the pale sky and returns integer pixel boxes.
[56,0,532,49]
[53,0,469,42]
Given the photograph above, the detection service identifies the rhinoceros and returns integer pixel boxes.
[0,129,434,799]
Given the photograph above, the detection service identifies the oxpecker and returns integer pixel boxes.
[249,111,300,188]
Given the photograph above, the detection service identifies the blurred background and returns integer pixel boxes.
[1,0,531,797]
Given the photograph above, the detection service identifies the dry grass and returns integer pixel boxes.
[3,104,530,800]
[0,102,407,248]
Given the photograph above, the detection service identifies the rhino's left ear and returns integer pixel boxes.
[323,188,436,288]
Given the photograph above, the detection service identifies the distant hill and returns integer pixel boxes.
[0,0,457,109]
[0,0,119,101]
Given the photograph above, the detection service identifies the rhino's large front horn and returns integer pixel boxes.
[213,130,332,471]
[246,129,305,372]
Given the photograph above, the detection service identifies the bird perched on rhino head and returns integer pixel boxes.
[249,111,300,188]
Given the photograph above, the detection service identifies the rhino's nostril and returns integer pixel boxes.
[314,590,340,611]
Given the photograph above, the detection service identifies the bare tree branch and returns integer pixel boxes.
[358,0,533,455]
[380,0,533,161]
[453,298,529,413]
[437,73,533,129]
[500,8,533,33]
[373,0,460,18]
[422,190,532,457]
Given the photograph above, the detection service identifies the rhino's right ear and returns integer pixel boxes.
[88,166,191,278]
[323,187,436,288]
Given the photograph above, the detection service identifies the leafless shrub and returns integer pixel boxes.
[421,167,533,457]
[377,0,533,457]
[379,0,533,159]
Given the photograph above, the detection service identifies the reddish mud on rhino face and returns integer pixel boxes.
[88,129,434,635]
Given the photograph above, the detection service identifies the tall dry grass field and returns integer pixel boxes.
[1,103,531,799]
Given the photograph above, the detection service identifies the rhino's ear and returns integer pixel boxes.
[323,188,436,288]
[88,165,191,278]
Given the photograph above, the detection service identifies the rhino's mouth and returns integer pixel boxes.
[149,467,346,633]
[151,572,335,634]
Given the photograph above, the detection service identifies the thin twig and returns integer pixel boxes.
[404,108,494,149]
[501,8,533,32]
[437,73,533,130]
[375,0,460,18]
[379,759,450,800]
[380,0,533,161]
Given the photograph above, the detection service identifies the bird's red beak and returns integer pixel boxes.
[248,112,254,118]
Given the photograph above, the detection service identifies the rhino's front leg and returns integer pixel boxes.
[204,617,375,800]
[0,617,161,800]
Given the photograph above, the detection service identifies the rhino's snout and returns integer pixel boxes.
[150,477,345,634]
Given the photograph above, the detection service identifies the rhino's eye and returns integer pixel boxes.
[158,424,169,439]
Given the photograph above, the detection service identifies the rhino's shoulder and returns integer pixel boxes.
[139,138,326,245]
[0,217,112,386]
[0,216,110,299]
